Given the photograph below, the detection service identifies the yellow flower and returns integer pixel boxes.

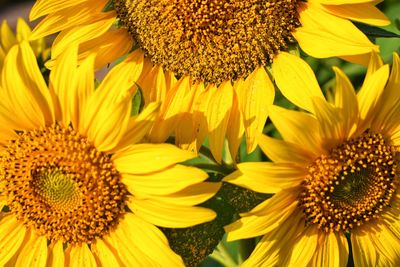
[0,18,48,72]
[28,0,389,162]
[224,52,400,266]
[0,41,219,266]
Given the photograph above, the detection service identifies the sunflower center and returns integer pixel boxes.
[299,131,398,232]
[114,0,301,83]
[0,124,127,244]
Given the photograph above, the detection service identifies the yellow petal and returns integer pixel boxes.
[115,102,160,150]
[104,231,153,266]
[74,53,96,130]
[242,211,304,267]
[226,82,245,161]
[91,239,122,267]
[369,224,400,265]
[15,232,47,267]
[68,244,97,267]
[191,83,214,152]
[1,44,46,129]
[312,97,344,150]
[121,164,208,196]
[136,182,221,206]
[138,63,168,105]
[49,44,78,127]
[0,216,27,266]
[356,64,389,134]
[113,143,196,174]
[333,66,358,138]
[294,2,377,61]
[30,2,109,40]
[273,52,324,113]
[268,105,324,155]
[128,198,216,228]
[351,229,377,267]
[175,83,201,152]
[309,231,348,267]
[239,67,274,153]
[112,213,184,266]
[78,29,133,70]
[148,76,191,143]
[47,241,64,267]
[0,20,17,51]
[224,162,306,194]
[51,14,115,59]
[80,50,143,152]
[225,191,298,241]
[258,134,315,164]
[321,2,390,26]
[282,226,319,266]
[207,81,233,163]
[15,18,32,43]
[372,53,400,134]
[30,0,91,20]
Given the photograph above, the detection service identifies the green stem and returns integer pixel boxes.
[237,238,256,263]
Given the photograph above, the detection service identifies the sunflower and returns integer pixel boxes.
[0,41,219,266]
[0,18,48,72]
[28,0,389,162]
[224,52,400,266]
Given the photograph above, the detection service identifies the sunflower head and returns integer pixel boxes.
[0,41,219,266]
[115,0,300,83]
[300,130,398,232]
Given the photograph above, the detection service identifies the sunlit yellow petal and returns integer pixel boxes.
[136,182,220,206]
[242,211,304,267]
[128,198,216,228]
[0,216,27,266]
[224,162,306,194]
[0,21,17,51]
[115,102,160,150]
[30,0,94,20]
[372,53,400,134]
[321,2,389,26]
[294,2,377,61]
[51,15,115,58]
[309,231,348,267]
[91,239,121,267]
[47,241,64,267]
[30,2,109,40]
[121,164,208,196]
[114,213,184,266]
[69,244,97,267]
[49,44,78,127]
[312,97,344,150]
[113,144,196,174]
[226,81,245,161]
[105,232,153,266]
[333,66,358,138]
[356,64,389,134]
[207,81,233,163]
[238,67,274,153]
[351,229,377,267]
[148,76,191,143]
[273,52,324,113]
[1,45,46,129]
[225,191,298,241]
[282,226,319,266]
[80,50,143,151]
[258,134,315,164]
[269,105,323,155]
[15,232,47,267]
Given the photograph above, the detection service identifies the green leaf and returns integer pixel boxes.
[102,0,114,12]
[355,23,400,38]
